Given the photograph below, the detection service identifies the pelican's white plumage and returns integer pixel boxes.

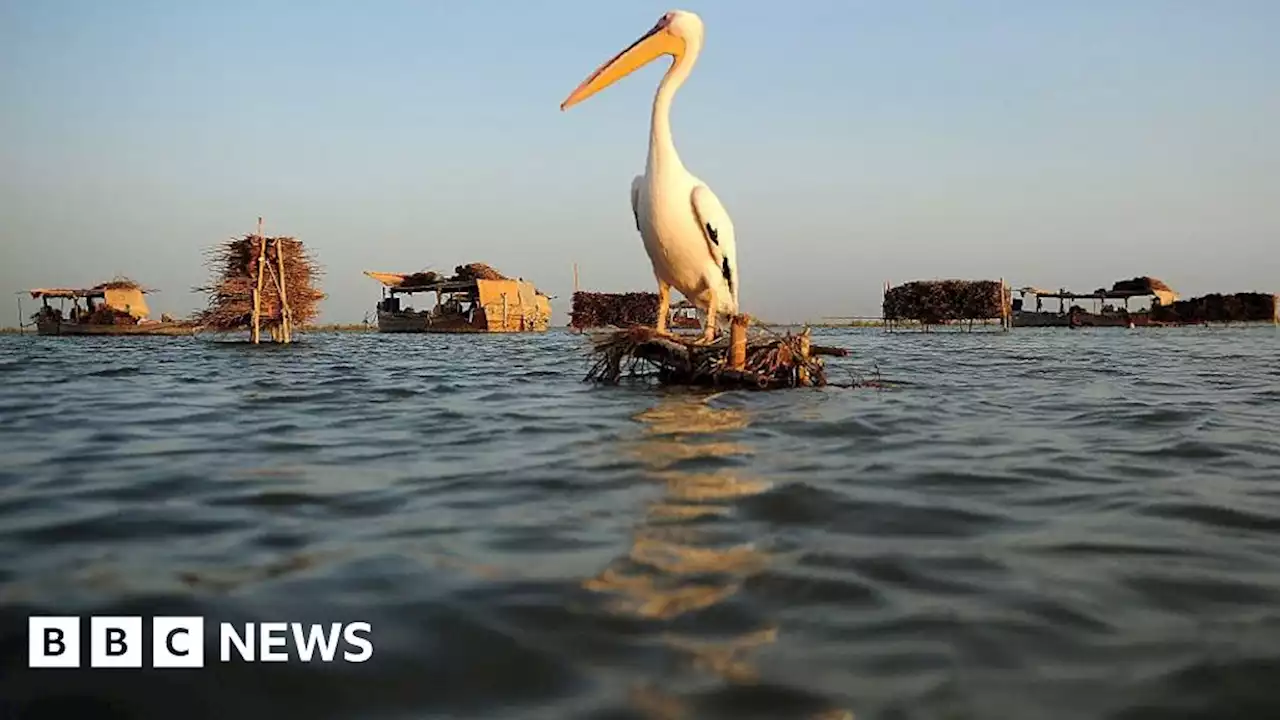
[562,10,737,342]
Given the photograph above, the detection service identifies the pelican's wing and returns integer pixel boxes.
[691,184,738,306]
[630,175,643,232]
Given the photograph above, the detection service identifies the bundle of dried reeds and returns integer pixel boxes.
[451,263,508,282]
[570,291,660,329]
[584,325,847,390]
[92,277,146,292]
[194,234,325,337]
[401,271,443,287]
[883,280,1005,324]
[1109,276,1173,295]
[1151,292,1277,324]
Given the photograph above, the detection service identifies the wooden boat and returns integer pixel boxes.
[670,300,702,329]
[365,268,552,334]
[1012,278,1178,329]
[35,315,196,336]
[27,281,196,337]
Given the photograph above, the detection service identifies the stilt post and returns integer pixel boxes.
[883,280,891,333]
[251,216,266,344]
[797,327,813,386]
[276,236,292,343]
[728,313,749,370]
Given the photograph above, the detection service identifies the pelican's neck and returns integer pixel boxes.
[648,44,698,177]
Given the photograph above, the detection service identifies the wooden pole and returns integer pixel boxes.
[1000,277,1009,331]
[275,237,292,343]
[797,327,812,386]
[251,217,266,343]
[728,313,749,370]
[883,280,891,333]
[573,263,580,293]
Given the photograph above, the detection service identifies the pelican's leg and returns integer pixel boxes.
[655,279,671,335]
[698,287,718,344]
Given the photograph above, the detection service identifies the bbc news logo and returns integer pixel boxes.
[29,616,373,668]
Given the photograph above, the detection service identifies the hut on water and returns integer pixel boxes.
[364,263,552,333]
[194,229,325,343]
[1012,276,1177,327]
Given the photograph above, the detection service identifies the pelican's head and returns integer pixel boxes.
[560,10,704,111]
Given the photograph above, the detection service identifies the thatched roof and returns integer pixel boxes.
[364,270,448,289]
[28,276,154,299]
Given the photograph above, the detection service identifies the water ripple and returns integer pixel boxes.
[0,326,1278,719]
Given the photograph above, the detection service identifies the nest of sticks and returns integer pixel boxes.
[883,279,1005,324]
[1151,292,1277,324]
[194,235,325,332]
[570,291,661,329]
[585,325,849,390]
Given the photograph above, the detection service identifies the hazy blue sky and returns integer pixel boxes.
[2,0,1276,325]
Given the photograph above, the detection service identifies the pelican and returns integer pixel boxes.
[561,10,737,344]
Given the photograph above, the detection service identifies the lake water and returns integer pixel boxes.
[1,326,1278,720]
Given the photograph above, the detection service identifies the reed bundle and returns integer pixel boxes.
[570,291,660,329]
[584,324,847,390]
[452,263,508,282]
[401,271,443,287]
[1151,292,1277,324]
[194,234,325,339]
[1109,276,1173,295]
[93,276,146,292]
[883,280,1005,324]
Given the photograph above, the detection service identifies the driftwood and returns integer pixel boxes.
[584,317,839,390]
[883,279,1006,324]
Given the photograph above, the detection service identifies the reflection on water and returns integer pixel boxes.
[585,392,769,624]
[584,392,852,719]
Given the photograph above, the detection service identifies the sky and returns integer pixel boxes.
[2,0,1277,326]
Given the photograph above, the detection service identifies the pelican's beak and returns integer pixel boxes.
[561,18,684,111]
